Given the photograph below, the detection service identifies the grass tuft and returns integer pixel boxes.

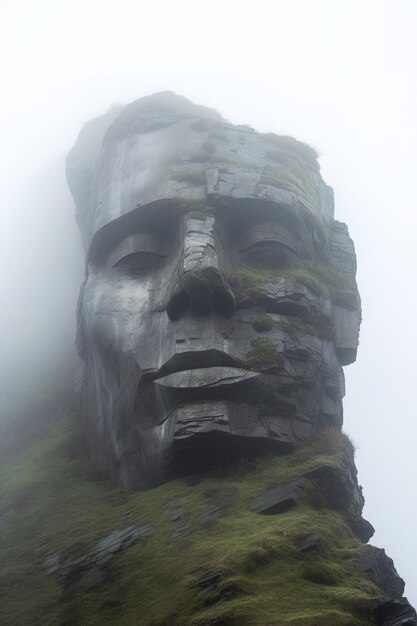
[243,336,284,370]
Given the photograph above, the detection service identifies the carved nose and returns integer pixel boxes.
[167,215,235,320]
[167,267,235,320]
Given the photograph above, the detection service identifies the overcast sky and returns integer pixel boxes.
[1,0,416,603]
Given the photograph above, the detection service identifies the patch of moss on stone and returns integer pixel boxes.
[263,163,304,186]
[219,321,236,338]
[284,261,358,310]
[252,315,275,332]
[243,336,284,370]
[228,262,276,302]
[261,159,320,211]
[228,259,356,331]
[0,406,380,626]
[271,311,335,341]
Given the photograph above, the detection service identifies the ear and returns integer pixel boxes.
[329,221,362,366]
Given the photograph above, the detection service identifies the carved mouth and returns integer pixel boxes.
[151,349,244,380]
[136,349,292,428]
[154,366,259,389]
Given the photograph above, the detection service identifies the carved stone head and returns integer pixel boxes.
[67,92,360,489]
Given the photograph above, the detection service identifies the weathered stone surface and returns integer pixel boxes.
[66,92,361,490]
[169,507,188,522]
[329,221,358,274]
[44,525,151,590]
[168,507,190,539]
[350,516,375,543]
[295,532,324,553]
[191,568,239,607]
[372,598,417,626]
[329,221,361,364]
[197,507,224,526]
[249,479,305,515]
[302,458,363,514]
[358,546,405,599]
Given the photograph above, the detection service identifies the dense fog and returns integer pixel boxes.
[1,0,416,602]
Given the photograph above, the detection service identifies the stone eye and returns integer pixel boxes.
[113,252,164,275]
[243,241,297,267]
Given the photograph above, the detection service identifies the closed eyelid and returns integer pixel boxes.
[237,223,298,254]
[107,234,169,268]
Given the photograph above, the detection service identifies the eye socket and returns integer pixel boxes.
[243,241,297,267]
[113,252,164,276]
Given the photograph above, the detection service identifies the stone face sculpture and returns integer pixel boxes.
[66,92,361,489]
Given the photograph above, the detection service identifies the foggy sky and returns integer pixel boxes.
[1,0,416,602]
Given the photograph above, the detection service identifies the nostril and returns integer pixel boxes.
[212,290,235,317]
[189,285,212,316]
[167,280,235,320]
[167,291,191,321]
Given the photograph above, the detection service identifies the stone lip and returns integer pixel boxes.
[155,366,259,388]
[149,349,247,379]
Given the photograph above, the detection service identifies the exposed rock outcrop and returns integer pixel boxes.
[44,525,151,591]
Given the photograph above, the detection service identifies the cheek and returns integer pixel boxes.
[82,275,153,354]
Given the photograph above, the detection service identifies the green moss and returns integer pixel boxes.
[262,164,304,187]
[229,258,357,317]
[0,405,379,626]
[261,159,320,211]
[252,315,275,332]
[270,311,335,341]
[251,312,333,340]
[228,262,276,302]
[290,427,356,466]
[284,261,358,310]
[219,321,236,338]
[243,336,284,370]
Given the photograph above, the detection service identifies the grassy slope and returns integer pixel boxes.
[0,409,382,626]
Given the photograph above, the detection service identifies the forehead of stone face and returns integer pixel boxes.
[66,92,334,250]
